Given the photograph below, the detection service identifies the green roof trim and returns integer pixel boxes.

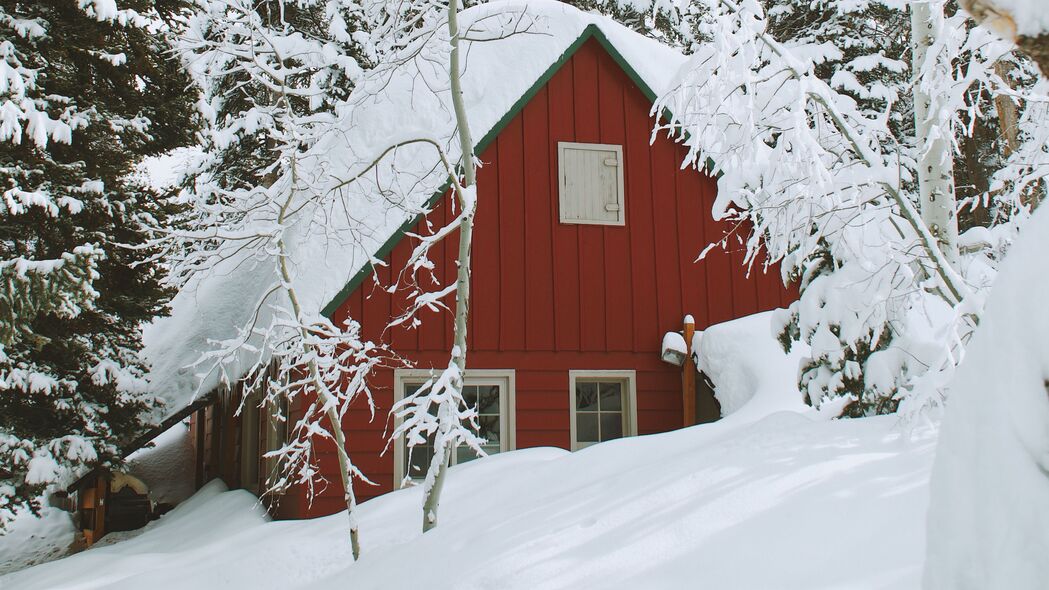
[320,24,662,318]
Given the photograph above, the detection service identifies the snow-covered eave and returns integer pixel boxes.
[65,391,215,492]
[319,23,669,318]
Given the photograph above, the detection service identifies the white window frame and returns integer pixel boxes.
[568,370,638,451]
[393,368,516,487]
[557,141,626,226]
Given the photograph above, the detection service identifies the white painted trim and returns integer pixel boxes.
[568,370,638,451]
[558,141,626,226]
[392,368,517,487]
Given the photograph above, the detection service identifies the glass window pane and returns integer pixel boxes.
[481,444,500,456]
[406,445,434,479]
[456,445,479,465]
[599,382,622,411]
[478,415,500,445]
[576,382,599,411]
[405,384,422,397]
[477,385,500,414]
[462,385,478,409]
[600,413,623,441]
[577,413,599,442]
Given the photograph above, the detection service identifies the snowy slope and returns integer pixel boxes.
[923,203,1049,588]
[0,413,935,590]
[4,312,934,590]
[141,0,688,424]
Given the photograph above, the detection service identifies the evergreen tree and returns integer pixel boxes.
[0,0,196,527]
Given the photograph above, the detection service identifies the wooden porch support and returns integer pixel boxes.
[682,315,696,427]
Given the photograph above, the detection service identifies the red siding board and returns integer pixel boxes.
[598,55,633,352]
[498,117,527,352]
[650,135,683,332]
[474,142,500,351]
[548,59,582,352]
[285,38,797,516]
[522,88,556,351]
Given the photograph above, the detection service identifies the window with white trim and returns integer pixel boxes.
[393,369,516,486]
[558,142,626,225]
[569,370,637,450]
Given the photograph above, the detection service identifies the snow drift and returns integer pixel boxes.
[1,413,936,590]
[3,312,935,589]
[923,204,1049,589]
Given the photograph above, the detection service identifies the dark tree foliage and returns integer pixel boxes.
[0,0,197,524]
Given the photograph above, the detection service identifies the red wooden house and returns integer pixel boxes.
[76,3,794,534]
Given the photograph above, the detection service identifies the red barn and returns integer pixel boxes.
[74,4,794,536]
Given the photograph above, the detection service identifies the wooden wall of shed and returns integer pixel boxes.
[284,38,796,518]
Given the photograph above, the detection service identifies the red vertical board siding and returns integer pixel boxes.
[650,134,683,331]
[473,141,501,352]
[676,160,706,325]
[598,54,633,352]
[389,233,417,352]
[623,80,660,351]
[549,58,581,351]
[522,87,556,352]
[573,42,606,351]
[290,38,796,517]
[701,219,735,325]
[498,118,527,351]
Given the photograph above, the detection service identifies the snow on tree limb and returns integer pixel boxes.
[657,0,1042,417]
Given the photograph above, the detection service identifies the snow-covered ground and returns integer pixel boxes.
[0,312,936,588]
[2,399,935,588]
[0,506,74,578]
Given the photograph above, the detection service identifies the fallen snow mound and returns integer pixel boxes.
[923,204,1049,589]
[694,311,808,418]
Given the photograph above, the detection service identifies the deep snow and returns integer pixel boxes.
[2,313,936,590]
[923,202,1049,588]
[0,414,935,590]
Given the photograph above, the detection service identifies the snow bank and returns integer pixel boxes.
[4,411,936,590]
[0,506,74,577]
[923,205,1049,589]
[694,311,809,419]
[141,0,688,425]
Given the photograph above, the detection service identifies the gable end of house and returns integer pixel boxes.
[319,24,661,318]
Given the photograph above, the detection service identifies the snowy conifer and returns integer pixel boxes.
[0,0,195,528]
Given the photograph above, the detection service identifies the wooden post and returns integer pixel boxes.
[682,315,696,427]
[194,407,206,489]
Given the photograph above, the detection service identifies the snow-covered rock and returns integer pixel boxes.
[923,204,1049,589]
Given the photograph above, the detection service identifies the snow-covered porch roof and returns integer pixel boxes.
[140,0,689,432]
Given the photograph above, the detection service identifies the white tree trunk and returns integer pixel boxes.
[713,0,969,304]
[421,0,477,533]
[911,0,960,267]
[281,158,363,560]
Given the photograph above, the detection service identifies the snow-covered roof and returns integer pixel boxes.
[141,0,688,425]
